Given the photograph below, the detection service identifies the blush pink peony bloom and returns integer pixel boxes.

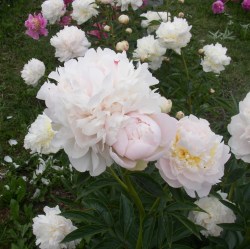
[89,23,108,39]
[212,0,225,14]
[110,113,177,171]
[242,0,250,11]
[25,13,48,40]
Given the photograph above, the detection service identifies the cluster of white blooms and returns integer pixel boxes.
[33,206,79,249]
[33,48,172,176]
[141,11,171,34]
[71,0,99,25]
[41,0,65,24]
[50,26,91,62]
[228,92,250,162]
[133,35,166,70]
[24,113,60,154]
[189,193,236,237]
[156,115,230,198]
[21,58,45,86]
[116,0,143,11]
[156,17,192,54]
[200,43,231,74]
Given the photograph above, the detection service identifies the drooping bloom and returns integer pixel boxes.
[228,92,250,162]
[25,13,48,40]
[41,0,66,24]
[200,43,231,74]
[188,192,236,237]
[110,113,177,170]
[21,58,45,86]
[140,11,171,34]
[71,0,99,25]
[116,0,143,11]
[156,17,192,54]
[242,0,250,11]
[24,113,60,154]
[36,48,164,176]
[156,115,230,198]
[33,205,79,249]
[50,26,91,62]
[133,35,166,70]
[212,0,225,14]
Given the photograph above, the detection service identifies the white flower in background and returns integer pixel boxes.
[99,0,115,4]
[4,155,13,163]
[156,115,230,198]
[21,59,45,86]
[24,113,60,154]
[50,26,91,62]
[71,0,99,25]
[41,0,65,24]
[141,11,171,34]
[8,139,18,146]
[133,35,166,70]
[188,193,236,237]
[116,0,143,11]
[201,43,231,74]
[156,17,192,54]
[37,48,163,176]
[32,188,41,199]
[228,92,250,162]
[33,205,79,249]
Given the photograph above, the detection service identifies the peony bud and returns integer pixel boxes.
[125,27,132,34]
[176,111,185,120]
[178,0,184,3]
[160,97,172,113]
[118,14,129,24]
[116,40,129,51]
[212,1,225,14]
[178,12,185,18]
[104,25,111,32]
[198,48,205,55]
[210,88,215,94]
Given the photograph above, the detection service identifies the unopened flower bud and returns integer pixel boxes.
[163,57,170,62]
[118,14,129,24]
[116,40,129,51]
[178,12,185,18]
[160,97,172,113]
[178,0,184,3]
[103,25,111,32]
[198,48,205,55]
[210,88,215,94]
[125,27,132,34]
[176,111,185,120]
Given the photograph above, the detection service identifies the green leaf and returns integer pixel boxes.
[227,168,245,183]
[165,215,173,247]
[61,224,108,243]
[119,194,134,238]
[171,213,202,239]
[172,226,191,242]
[172,244,195,249]
[166,202,202,212]
[132,172,164,197]
[61,210,102,224]
[10,199,19,221]
[93,238,122,249]
[219,200,243,217]
[143,216,156,249]
[217,223,245,232]
[157,214,166,248]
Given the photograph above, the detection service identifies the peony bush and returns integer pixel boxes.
[1,0,250,248]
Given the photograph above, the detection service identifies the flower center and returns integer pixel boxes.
[32,19,40,31]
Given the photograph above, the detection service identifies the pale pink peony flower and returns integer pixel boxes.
[88,23,109,40]
[212,1,225,14]
[25,13,48,40]
[156,115,230,198]
[110,113,178,170]
[242,0,250,11]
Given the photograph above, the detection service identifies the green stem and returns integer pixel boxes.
[109,167,128,191]
[124,175,145,249]
[228,182,236,201]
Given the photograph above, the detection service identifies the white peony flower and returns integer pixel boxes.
[36,48,163,176]
[156,115,230,198]
[71,0,99,25]
[156,17,192,54]
[228,92,250,162]
[41,0,65,24]
[24,113,60,154]
[50,26,91,62]
[141,11,171,34]
[201,43,231,74]
[116,0,143,11]
[21,58,45,86]
[188,193,236,237]
[133,35,166,70]
[33,205,79,249]
[99,0,115,4]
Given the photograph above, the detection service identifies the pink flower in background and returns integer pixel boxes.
[89,23,108,39]
[242,0,250,11]
[25,13,48,40]
[212,0,225,14]
[64,0,74,6]
[142,0,148,7]
[59,15,72,26]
